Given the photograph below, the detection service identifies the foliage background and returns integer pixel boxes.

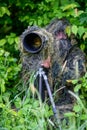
[0,0,87,129]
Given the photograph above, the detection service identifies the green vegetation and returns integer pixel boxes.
[0,0,87,129]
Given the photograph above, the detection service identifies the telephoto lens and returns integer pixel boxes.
[23,32,43,53]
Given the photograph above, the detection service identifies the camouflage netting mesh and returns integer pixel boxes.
[19,18,86,91]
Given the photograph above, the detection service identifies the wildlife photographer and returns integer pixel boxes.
[20,18,86,103]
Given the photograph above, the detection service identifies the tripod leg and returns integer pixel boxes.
[43,74,62,129]
[39,73,46,102]
[42,74,59,117]
[39,73,42,98]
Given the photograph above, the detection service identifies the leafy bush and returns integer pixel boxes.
[63,90,87,130]
[0,0,87,129]
[62,73,87,130]
[0,86,53,130]
[73,72,87,104]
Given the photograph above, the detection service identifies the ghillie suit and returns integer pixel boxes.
[46,18,86,88]
[45,18,86,115]
[20,18,86,119]
[43,18,87,119]
[20,18,86,102]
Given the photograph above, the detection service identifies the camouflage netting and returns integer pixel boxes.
[19,18,86,94]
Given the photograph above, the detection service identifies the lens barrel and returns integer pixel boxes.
[23,32,43,53]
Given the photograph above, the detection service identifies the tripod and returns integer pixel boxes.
[34,67,61,129]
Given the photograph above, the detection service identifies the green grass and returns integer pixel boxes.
[0,73,87,130]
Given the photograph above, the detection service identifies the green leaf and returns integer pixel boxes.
[0,7,10,17]
[84,72,87,78]
[62,4,78,11]
[0,7,6,17]
[83,32,87,40]
[73,104,82,112]
[0,79,5,93]
[15,37,19,44]
[72,25,78,35]
[78,26,85,37]
[74,84,81,92]
[38,19,43,26]
[80,114,87,120]
[0,39,6,46]
[4,51,10,57]
[65,26,71,36]
[7,37,14,44]
[80,44,85,51]
[14,97,22,108]
[0,103,5,108]
[64,112,76,117]
[72,79,78,84]
[0,49,4,56]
